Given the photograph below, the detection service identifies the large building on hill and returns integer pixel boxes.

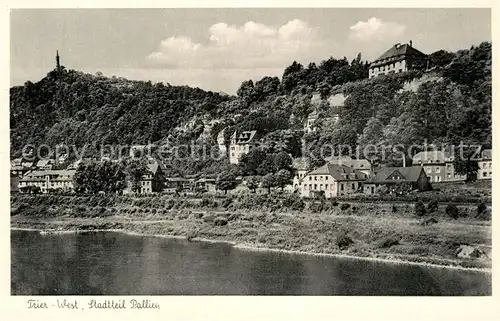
[229,130,258,164]
[295,164,367,198]
[369,41,428,78]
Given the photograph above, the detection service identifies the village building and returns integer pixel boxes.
[412,150,465,183]
[163,177,190,193]
[124,163,163,195]
[296,164,367,198]
[363,166,431,195]
[194,178,217,193]
[369,41,428,78]
[292,157,310,188]
[478,149,492,180]
[229,130,258,164]
[19,170,76,194]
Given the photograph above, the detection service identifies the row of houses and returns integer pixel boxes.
[292,149,492,199]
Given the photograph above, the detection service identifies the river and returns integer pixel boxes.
[11,230,491,295]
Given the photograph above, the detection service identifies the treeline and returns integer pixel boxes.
[10,42,491,178]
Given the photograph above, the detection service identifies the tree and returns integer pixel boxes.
[216,171,237,195]
[239,148,267,176]
[453,146,480,183]
[273,151,293,172]
[73,160,126,194]
[124,159,148,193]
[274,169,292,190]
[245,175,261,193]
[261,173,276,194]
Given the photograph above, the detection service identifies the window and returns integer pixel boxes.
[483,172,487,177]
[319,176,323,180]
[426,167,432,173]
[309,184,312,189]
[447,164,452,170]
[309,176,312,181]
[352,183,355,190]
[436,176,441,182]
[325,184,328,190]
[483,163,487,169]
[314,176,317,181]
[435,167,441,173]
[320,184,323,190]
[314,184,317,190]
[489,163,492,169]
[340,184,344,191]
[447,173,451,178]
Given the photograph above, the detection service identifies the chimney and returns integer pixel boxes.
[409,40,412,47]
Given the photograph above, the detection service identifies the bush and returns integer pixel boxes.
[335,231,353,250]
[340,203,351,211]
[445,204,459,219]
[476,202,490,220]
[477,202,487,215]
[331,200,339,207]
[391,204,397,213]
[214,217,228,226]
[414,201,426,217]
[309,202,324,213]
[377,237,400,248]
[427,200,439,213]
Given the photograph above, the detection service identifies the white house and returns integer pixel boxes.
[295,164,367,198]
[229,130,257,164]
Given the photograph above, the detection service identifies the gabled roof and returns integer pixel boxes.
[308,164,367,181]
[235,130,257,144]
[21,170,76,181]
[367,167,424,184]
[146,163,159,175]
[370,43,427,67]
[328,158,371,171]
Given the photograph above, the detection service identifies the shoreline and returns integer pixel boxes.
[11,226,491,273]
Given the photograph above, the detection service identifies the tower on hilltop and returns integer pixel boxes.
[56,50,61,71]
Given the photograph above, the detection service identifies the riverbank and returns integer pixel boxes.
[11,203,491,271]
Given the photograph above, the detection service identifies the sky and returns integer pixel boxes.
[10,8,491,94]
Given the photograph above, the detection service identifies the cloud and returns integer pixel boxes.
[147,19,325,69]
[349,17,406,42]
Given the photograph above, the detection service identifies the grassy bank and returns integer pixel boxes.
[10,194,491,270]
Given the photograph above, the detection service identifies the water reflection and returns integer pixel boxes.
[11,230,491,295]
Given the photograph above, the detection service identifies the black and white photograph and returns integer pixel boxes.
[8,5,493,301]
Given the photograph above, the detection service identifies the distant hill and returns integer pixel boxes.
[10,42,491,174]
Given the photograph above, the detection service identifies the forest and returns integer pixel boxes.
[10,42,491,179]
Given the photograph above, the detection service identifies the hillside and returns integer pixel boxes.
[10,42,491,176]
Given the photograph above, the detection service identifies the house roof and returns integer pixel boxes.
[146,163,159,175]
[235,130,257,144]
[308,164,367,181]
[370,43,427,67]
[21,170,76,181]
[328,158,371,171]
[367,167,423,184]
